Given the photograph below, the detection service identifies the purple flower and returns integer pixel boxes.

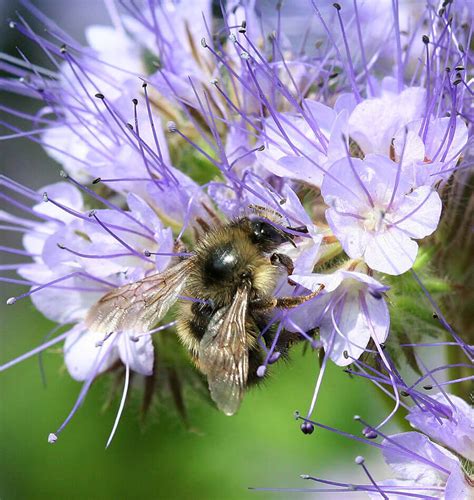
[321,154,442,275]
[257,98,349,187]
[348,79,426,156]
[288,267,390,366]
[407,393,474,461]
[376,431,473,499]
[9,181,173,382]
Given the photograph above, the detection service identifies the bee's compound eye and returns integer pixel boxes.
[203,244,240,282]
[250,220,287,249]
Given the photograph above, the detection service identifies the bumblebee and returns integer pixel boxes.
[86,216,323,415]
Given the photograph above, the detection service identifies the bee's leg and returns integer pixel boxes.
[270,252,294,276]
[173,239,189,254]
[251,284,324,310]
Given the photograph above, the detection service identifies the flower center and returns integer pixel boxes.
[363,208,387,232]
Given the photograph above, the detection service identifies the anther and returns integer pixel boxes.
[48,433,58,444]
[57,243,66,249]
[257,145,265,152]
[256,365,266,377]
[353,415,361,421]
[6,297,16,305]
[129,336,139,343]
[126,123,133,130]
[293,410,300,420]
[144,249,152,257]
[422,35,430,44]
[239,20,246,33]
[455,66,464,71]
[432,312,438,319]
[268,351,281,364]
[200,37,207,48]
[400,390,409,397]
[167,121,177,133]
[210,78,218,85]
[343,350,349,359]
[300,474,310,480]
[423,385,433,390]
[355,456,365,465]
[301,421,314,435]
[142,82,148,88]
[59,170,68,178]
[228,34,237,43]
[42,192,49,202]
[60,44,67,54]
[363,427,378,439]
[95,93,105,99]
[333,3,341,10]
[240,51,250,60]
[132,98,138,105]
[9,21,16,29]
[88,210,96,217]
[369,290,383,300]
[92,177,101,184]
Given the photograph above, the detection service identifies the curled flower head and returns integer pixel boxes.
[0,0,472,485]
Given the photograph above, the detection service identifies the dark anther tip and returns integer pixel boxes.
[300,421,315,435]
[132,98,138,105]
[142,82,148,88]
[92,177,101,184]
[126,123,133,130]
[95,93,105,99]
[422,35,430,44]
[60,44,67,53]
[333,3,341,10]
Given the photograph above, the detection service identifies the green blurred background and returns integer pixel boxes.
[0,2,382,498]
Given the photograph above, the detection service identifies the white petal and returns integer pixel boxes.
[363,228,418,275]
[64,324,118,381]
[117,333,154,376]
[326,208,370,259]
[392,186,442,239]
[382,432,458,483]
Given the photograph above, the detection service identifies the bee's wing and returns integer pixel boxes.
[85,258,194,334]
[199,286,249,416]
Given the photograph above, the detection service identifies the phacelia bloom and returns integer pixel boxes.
[1,0,472,466]
[288,266,390,366]
[376,431,473,499]
[322,154,442,275]
[375,394,474,499]
[407,393,474,462]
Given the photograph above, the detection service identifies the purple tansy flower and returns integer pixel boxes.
[374,430,473,500]
[257,97,350,187]
[407,393,474,462]
[321,154,442,275]
[347,78,426,155]
[288,267,390,366]
[11,182,173,375]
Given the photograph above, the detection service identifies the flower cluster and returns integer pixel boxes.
[1,0,472,494]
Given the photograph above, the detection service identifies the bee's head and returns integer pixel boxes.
[249,218,307,252]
